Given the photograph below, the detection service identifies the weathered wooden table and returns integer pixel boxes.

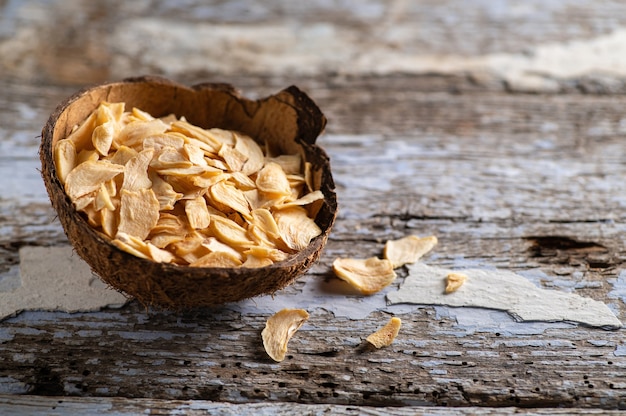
[4,1,626,414]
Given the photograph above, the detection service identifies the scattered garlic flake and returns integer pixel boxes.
[366,317,402,348]
[383,235,438,268]
[261,308,310,362]
[445,272,467,294]
[332,257,397,295]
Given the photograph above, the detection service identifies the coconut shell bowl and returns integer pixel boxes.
[40,76,337,309]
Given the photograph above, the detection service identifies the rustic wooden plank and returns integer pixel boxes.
[1,303,626,409]
[4,0,626,412]
[3,75,626,408]
[6,0,626,92]
[0,395,622,416]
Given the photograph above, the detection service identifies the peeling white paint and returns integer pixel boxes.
[613,345,626,356]
[0,377,29,394]
[387,263,621,329]
[5,241,622,336]
[433,306,575,337]
[231,272,392,320]
[0,246,128,321]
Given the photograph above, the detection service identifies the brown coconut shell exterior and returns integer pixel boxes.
[40,76,337,309]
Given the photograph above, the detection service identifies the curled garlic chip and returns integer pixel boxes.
[445,272,467,294]
[112,232,175,264]
[366,317,402,348]
[209,181,251,218]
[383,235,438,268]
[256,162,292,197]
[64,160,123,200]
[274,206,322,252]
[92,120,115,156]
[332,257,397,295]
[261,308,309,362]
[235,132,265,176]
[54,139,77,185]
[209,215,253,248]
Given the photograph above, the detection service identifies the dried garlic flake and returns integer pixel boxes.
[445,272,468,294]
[332,257,397,295]
[384,235,438,268]
[261,308,310,362]
[366,317,402,348]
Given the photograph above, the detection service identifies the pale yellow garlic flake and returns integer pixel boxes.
[94,182,116,211]
[445,272,468,294]
[267,154,302,175]
[143,133,185,152]
[170,121,225,153]
[150,146,193,170]
[201,237,243,261]
[228,171,257,191]
[218,143,247,172]
[112,234,150,260]
[235,133,265,176]
[209,181,251,218]
[117,188,160,240]
[148,170,183,211]
[209,215,253,248]
[115,119,168,149]
[248,209,281,247]
[66,111,97,151]
[384,235,438,268]
[182,142,208,166]
[332,257,397,295]
[131,106,156,121]
[100,207,118,238]
[190,251,243,268]
[244,245,289,263]
[366,317,402,348]
[107,145,138,166]
[262,308,309,362]
[64,160,124,200]
[54,139,77,185]
[256,162,292,197]
[274,206,322,251]
[76,149,100,165]
[121,149,154,191]
[92,120,115,156]
[274,190,324,210]
[185,196,211,229]
[241,254,274,268]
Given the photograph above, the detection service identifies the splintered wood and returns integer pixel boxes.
[54,102,324,267]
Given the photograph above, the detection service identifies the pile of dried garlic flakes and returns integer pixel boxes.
[55,102,325,268]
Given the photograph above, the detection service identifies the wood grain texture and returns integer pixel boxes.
[4,0,626,412]
[2,395,625,416]
[3,75,626,410]
[3,395,626,416]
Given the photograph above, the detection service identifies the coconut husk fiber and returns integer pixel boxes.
[40,76,337,309]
